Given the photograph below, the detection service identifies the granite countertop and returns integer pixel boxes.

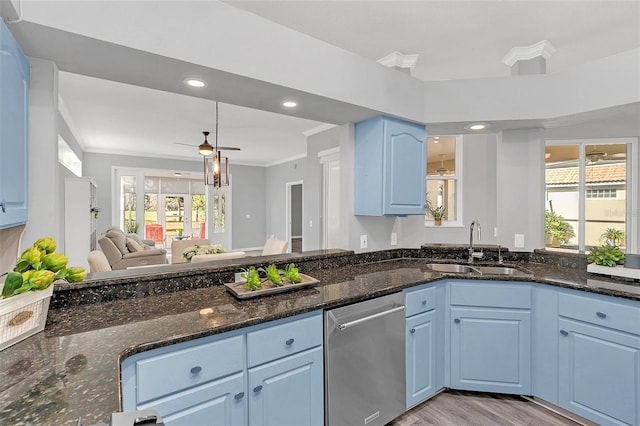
[1,257,639,425]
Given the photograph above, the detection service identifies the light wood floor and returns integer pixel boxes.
[387,391,583,426]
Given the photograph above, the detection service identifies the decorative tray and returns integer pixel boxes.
[224,274,320,300]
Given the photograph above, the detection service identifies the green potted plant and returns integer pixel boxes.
[599,228,625,247]
[544,210,575,247]
[427,201,446,226]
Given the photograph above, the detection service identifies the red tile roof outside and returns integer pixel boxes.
[546,163,626,186]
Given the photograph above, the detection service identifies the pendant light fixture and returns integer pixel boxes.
[436,154,448,176]
[201,102,230,187]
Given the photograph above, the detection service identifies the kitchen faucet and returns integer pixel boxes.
[469,220,483,263]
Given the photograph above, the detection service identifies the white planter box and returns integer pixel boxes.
[0,285,53,351]
[587,264,640,280]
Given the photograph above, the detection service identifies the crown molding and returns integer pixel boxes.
[303,123,337,137]
[377,51,419,70]
[502,40,557,67]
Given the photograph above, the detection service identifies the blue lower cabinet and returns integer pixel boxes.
[248,347,324,426]
[450,307,531,394]
[558,318,640,426]
[121,311,323,426]
[406,310,440,408]
[140,373,246,426]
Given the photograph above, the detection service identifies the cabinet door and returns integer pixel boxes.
[139,372,246,426]
[248,347,323,426]
[450,307,531,394]
[0,21,29,229]
[354,116,426,216]
[406,310,441,408]
[559,319,640,426]
[383,118,426,215]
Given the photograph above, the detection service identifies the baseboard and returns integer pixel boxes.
[521,396,598,426]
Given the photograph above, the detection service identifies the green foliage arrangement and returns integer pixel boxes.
[588,245,626,267]
[426,200,445,220]
[241,266,261,291]
[260,264,283,286]
[239,263,304,291]
[599,228,625,247]
[182,244,224,262]
[545,210,575,244]
[282,263,302,283]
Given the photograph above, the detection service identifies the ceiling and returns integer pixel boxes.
[8,1,640,165]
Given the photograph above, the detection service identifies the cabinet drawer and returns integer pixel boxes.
[136,335,244,403]
[449,281,531,309]
[405,285,436,317]
[559,292,640,335]
[247,313,322,368]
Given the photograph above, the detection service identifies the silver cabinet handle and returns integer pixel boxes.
[560,330,569,336]
[454,318,460,324]
[253,385,263,393]
[0,200,5,213]
[336,305,405,330]
[285,338,294,346]
[409,328,416,334]
[234,392,244,400]
[421,300,427,305]
[190,366,202,374]
[596,311,607,318]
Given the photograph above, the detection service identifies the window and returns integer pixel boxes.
[58,136,82,177]
[545,139,635,251]
[425,135,463,226]
[586,189,617,198]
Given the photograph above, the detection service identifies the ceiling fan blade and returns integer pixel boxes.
[174,142,198,147]
[216,146,241,151]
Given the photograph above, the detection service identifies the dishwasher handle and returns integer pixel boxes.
[334,304,405,331]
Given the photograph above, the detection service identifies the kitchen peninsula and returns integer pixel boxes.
[1,247,639,426]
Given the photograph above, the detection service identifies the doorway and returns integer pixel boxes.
[286,181,303,253]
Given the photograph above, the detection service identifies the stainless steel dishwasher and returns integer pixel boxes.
[325,292,406,426]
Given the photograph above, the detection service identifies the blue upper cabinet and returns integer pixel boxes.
[0,20,29,229]
[355,116,426,216]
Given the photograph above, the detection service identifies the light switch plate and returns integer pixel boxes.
[391,232,397,246]
[360,234,368,249]
[514,234,525,248]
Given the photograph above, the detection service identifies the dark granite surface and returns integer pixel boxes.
[2,253,639,425]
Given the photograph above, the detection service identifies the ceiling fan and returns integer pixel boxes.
[173,138,240,152]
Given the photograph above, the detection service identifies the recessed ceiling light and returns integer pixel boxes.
[174,172,182,177]
[465,122,490,131]
[184,78,207,88]
[282,101,297,108]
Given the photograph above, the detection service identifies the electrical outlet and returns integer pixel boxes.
[309,220,313,228]
[391,232,397,246]
[514,234,525,248]
[360,234,368,249]
[494,227,497,237]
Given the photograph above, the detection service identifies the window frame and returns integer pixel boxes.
[545,137,638,252]
[424,135,464,228]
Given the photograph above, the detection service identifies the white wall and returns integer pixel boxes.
[22,57,60,248]
[265,159,306,243]
[231,164,267,249]
[497,128,546,251]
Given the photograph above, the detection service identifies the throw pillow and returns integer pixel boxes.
[127,233,150,250]
[126,237,144,252]
[105,229,129,254]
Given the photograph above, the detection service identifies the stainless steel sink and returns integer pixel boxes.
[425,263,479,274]
[474,266,533,277]
[426,263,534,277]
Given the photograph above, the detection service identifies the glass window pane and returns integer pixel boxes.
[164,196,185,236]
[427,136,456,175]
[121,176,138,233]
[426,179,456,221]
[585,143,626,249]
[545,145,579,248]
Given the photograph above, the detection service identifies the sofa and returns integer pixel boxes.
[171,238,210,264]
[98,228,168,270]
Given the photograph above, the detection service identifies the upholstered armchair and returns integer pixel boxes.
[98,228,168,270]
